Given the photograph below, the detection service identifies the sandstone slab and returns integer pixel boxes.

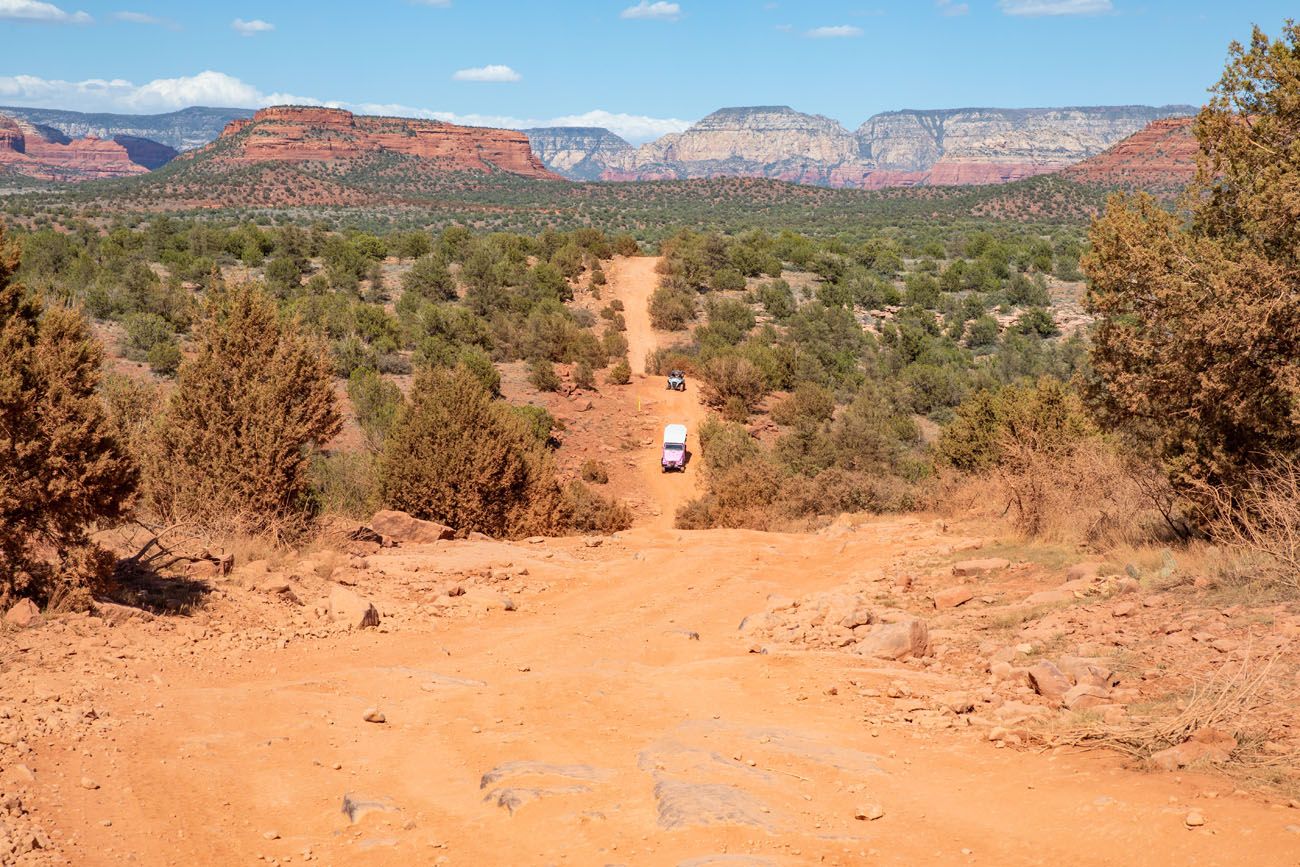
[328,585,380,629]
[370,510,454,544]
[932,587,974,609]
[854,619,929,660]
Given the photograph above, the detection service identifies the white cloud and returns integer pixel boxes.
[114,10,178,28]
[620,1,680,21]
[451,64,521,83]
[231,17,273,36]
[998,0,1112,16]
[0,0,91,24]
[0,71,315,113]
[0,71,691,143]
[936,0,969,16]
[806,24,862,37]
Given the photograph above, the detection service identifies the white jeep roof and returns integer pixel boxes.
[663,423,688,444]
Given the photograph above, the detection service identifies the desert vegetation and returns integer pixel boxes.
[0,219,641,607]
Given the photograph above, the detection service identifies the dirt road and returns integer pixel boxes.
[20,523,1299,866]
[608,255,706,527]
[4,257,1298,866]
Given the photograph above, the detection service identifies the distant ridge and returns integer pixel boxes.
[0,105,254,152]
[529,103,1198,190]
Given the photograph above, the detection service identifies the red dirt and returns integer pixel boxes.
[1,258,1298,866]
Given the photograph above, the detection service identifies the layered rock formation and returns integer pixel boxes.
[0,105,254,152]
[0,113,178,181]
[524,127,633,181]
[529,104,1198,189]
[1059,116,1198,190]
[199,106,557,179]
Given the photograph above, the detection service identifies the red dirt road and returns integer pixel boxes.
[3,258,1297,866]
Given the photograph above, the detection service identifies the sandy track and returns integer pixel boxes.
[23,521,1298,866]
[607,255,706,527]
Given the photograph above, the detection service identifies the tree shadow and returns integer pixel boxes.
[106,562,214,617]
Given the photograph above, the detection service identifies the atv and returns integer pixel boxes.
[666,369,686,391]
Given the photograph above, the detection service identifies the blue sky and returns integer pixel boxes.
[0,0,1293,141]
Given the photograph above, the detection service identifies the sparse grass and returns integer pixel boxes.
[959,540,1082,572]
[985,603,1061,632]
[1050,650,1300,796]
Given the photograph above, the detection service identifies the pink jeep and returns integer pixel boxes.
[661,423,688,472]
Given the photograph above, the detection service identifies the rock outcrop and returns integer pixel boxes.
[0,113,178,181]
[524,127,634,181]
[1059,116,1198,191]
[0,105,254,152]
[557,103,1197,189]
[198,106,558,179]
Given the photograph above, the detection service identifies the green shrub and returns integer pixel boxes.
[347,366,402,452]
[528,357,561,392]
[607,357,631,385]
[580,459,609,484]
[146,339,182,376]
[402,255,457,301]
[379,365,567,537]
[700,356,767,416]
[770,383,835,426]
[565,481,632,533]
[649,284,698,330]
[311,451,380,519]
[573,361,595,390]
[711,268,746,292]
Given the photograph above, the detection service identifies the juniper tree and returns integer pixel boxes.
[146,282,339,536]
[0,229,136,606]
[1083,22,1300,520]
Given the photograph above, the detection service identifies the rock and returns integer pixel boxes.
[1184,810,1205,828]
[80,776,99,790]
[1026,661,1073,700]
[1150,728,1236,771]
[1111,602,1137,617]
[205,107,555,182]
[363,708,386,724]
[328,584,380,629]
[0,114,176,182]
[854,803,885,821]
[1064,118,1200,189]
[462,588,513,612]
[854,619,929,661]
[260,579,292,594]
[585,106,1186,191]
[952,558,1010,577]
[1024,589,1073,606]
[3,599,42,629]
[369,510,454,544]
[1063,684,1111,711]
[838,606,873,629]
[1056,656,1115,688]
[1210,637,1240,654]
[932,587,974,609]
[583,537,604,548]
